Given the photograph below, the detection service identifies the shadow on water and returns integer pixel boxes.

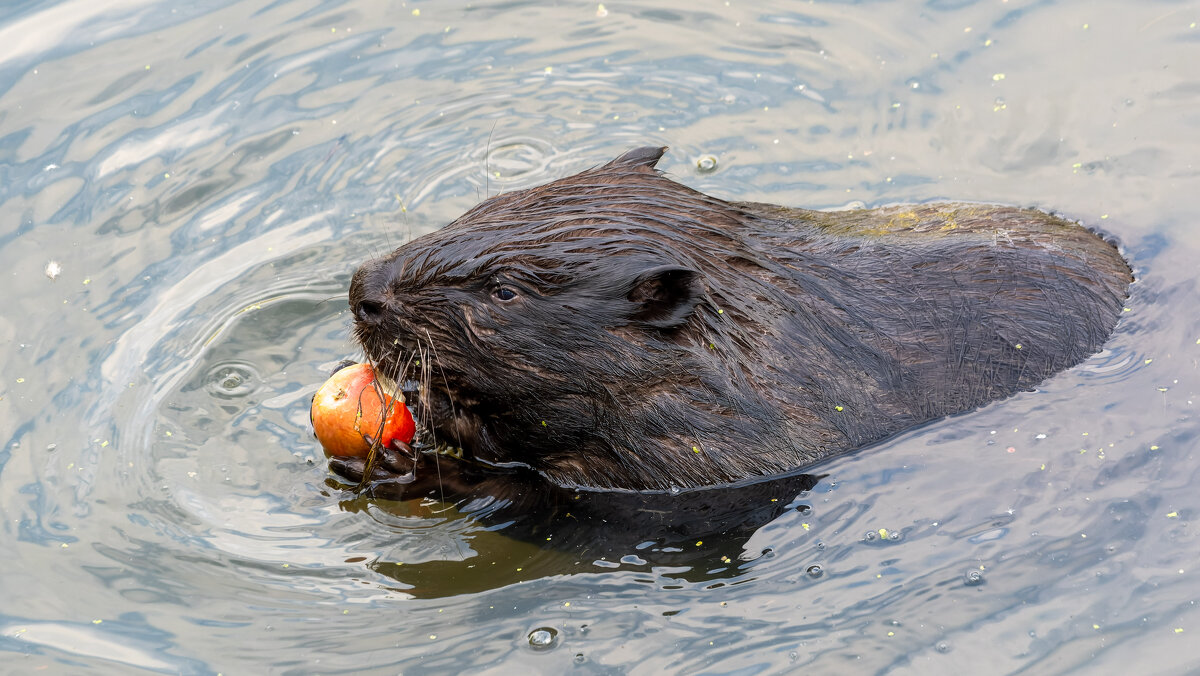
[330,469,822,599]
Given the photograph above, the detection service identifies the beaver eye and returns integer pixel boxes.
[492,286,518,302]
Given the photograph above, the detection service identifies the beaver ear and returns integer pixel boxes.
[627,265,701,329]
[605,146,668,172]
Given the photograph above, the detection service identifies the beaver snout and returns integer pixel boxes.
[349,279,393,330]
[348,257,400,329]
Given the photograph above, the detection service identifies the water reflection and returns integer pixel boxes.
[331,469,822,598]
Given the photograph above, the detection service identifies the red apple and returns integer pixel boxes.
[311,363,415,458]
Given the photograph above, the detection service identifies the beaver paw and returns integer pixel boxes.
[329,439,461,500]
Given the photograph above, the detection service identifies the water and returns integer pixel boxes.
[1,0,1198,673]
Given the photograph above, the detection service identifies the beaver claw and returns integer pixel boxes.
[329,359,359,377]
[330,439,416,480]
[361,437,417,471]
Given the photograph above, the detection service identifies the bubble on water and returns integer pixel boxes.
[528,627,558,650]
[963,570,985,586]
[696,155,719,173]
[936,641,951,653]
[204,361,260,399]
[806,564,823,578]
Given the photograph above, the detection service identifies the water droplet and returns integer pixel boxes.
[528,627,558,650]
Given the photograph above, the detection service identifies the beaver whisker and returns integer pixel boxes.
[398,340,431,428]
[421,327,464,447]
[412,335,460,505]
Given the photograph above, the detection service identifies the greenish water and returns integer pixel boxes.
[1,0,1198,673]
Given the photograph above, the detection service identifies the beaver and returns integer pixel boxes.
[336,146,1132,498]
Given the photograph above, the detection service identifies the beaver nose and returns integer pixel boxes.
[349,257,399,327]
[354,298,387,326]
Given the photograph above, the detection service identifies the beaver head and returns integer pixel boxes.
[349,147,802,490]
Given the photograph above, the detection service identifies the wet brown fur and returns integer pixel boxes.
[348,147,1132,491]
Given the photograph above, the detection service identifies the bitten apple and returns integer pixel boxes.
[310,363,415,457]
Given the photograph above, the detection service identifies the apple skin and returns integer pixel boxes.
[311,363,415,458]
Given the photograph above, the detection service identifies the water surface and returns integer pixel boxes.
[2,0,1199,673]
